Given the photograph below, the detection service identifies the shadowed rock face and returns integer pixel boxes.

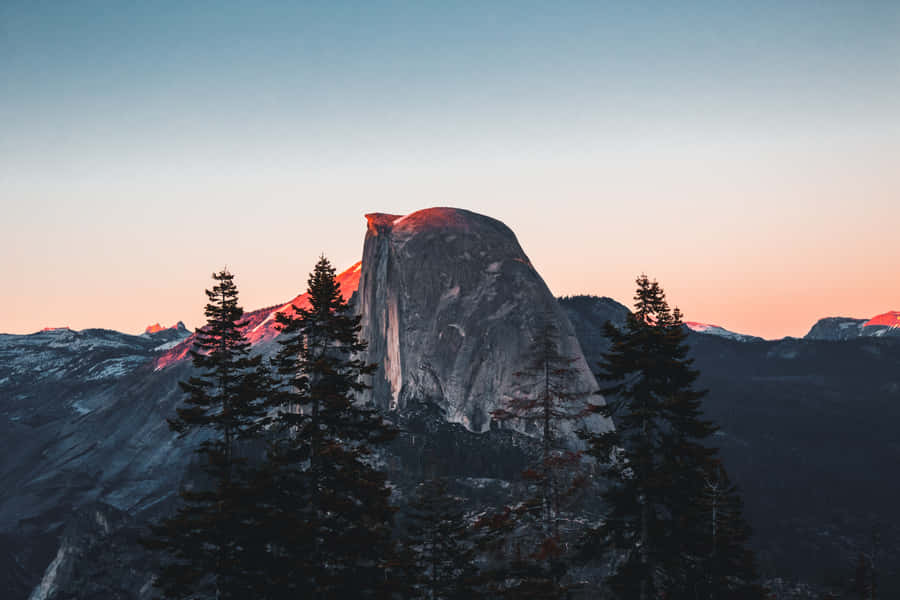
[357,207,609,434]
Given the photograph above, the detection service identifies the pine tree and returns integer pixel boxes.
[143,269,269,599]
[851,529,880,600]
[402,478,479,599]
[579,275,763,599]
[690,461,766,599]
[491,314,592,537]
[264,255,396,598]
[485,313,594,598]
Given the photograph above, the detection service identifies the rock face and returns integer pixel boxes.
[357,208,609,434]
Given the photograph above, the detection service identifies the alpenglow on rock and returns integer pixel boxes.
[357,207,610,434]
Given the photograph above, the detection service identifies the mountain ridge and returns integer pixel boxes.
[3,210,899,598]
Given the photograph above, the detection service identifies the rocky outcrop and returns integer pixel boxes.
[357,207,609,434]
[28,503,156,600]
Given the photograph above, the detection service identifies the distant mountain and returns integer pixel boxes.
[141,321,190,349]
[805,311,900,340]
[557,297,764,345]
[563,295,900,594]
[804,316,867,340]
[0,266,363,600]
[558,295,630,361]
[142,321,188,338]
[0,327,185,392]
[863,310,900,334]
[685,321,764,343]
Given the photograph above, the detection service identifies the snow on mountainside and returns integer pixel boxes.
[805,311,900,340]
[684,321,763,343]
[0,328,166,388]
[1,261,358,412]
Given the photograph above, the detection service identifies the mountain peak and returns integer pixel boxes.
[144,322,187,335]
[366,207,512,237]
[685,321,762,342]
[863,311,900,329]
[806,311,900,340]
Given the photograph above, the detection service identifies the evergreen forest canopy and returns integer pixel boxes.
[143,261,769,599]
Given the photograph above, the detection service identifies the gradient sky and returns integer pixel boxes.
[2,1,898,339]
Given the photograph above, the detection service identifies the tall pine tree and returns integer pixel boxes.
[485,313,595,598]
[264,255,396,598]
[491,314,592,538]
[143,268,269,599]
[690,460,766,599]
[579,275,763,599]
[401,477,479,599]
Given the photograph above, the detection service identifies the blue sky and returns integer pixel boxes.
[2,1,898,337]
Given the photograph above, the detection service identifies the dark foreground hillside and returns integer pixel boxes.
[562,295,900,595]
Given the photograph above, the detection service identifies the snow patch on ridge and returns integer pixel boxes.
[153,339,183,352]
[685,321,761,342]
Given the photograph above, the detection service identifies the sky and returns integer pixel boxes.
[2,1,898,339]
